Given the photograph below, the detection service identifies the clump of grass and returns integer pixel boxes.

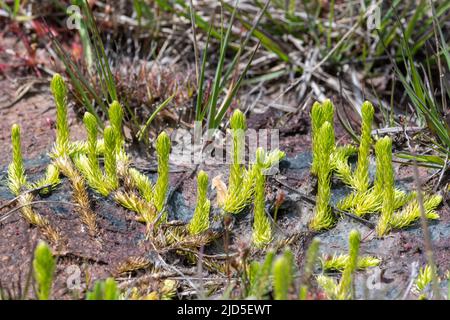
[309,121,335,231]
[188,170,211,235]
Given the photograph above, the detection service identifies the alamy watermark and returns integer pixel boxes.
[366,3,381,31]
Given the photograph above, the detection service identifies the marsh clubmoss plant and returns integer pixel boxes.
[33,241,56,300]
[188,170,211,235]
[376,136,395,237]
[83,112,101,175]
[50,75,98,236]
[309,99,442,235]
[229,109,246,193]
[311,99,334,175]
[8,125,61,244]
[352,101,374,193]
[252,149,272,247]
[299,238,320,300]
[113,132,172,225]
[50,73,70,157]
[8,124,26,195]
[220,110,285,214]
[337,230,360,299]
[317,230,361,300]
[74,112,110,196]
[273,248,294,300]
[114,191,155,223]
[108,101,124,150]
[309,121,335,231]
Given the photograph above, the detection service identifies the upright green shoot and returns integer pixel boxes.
[353,101,374,193]
[50,74,70,157]
[83,112,100,174]
[252,149,272,247]
[8,124,26,196]
[86,278,120,300]
[229,110,247,193]
[104,126,118,190]
[375,137,394,237]
[154,132,171,216]
[188,170,211,235]
[337,230,360,299]
[108,101,124,152]
[311,100,334,175]
[310,121,335,231]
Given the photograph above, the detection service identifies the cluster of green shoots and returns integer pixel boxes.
[8,74,284,251]
[310,99,442,236]
[244,229,380,300]
[208,110,285,247]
